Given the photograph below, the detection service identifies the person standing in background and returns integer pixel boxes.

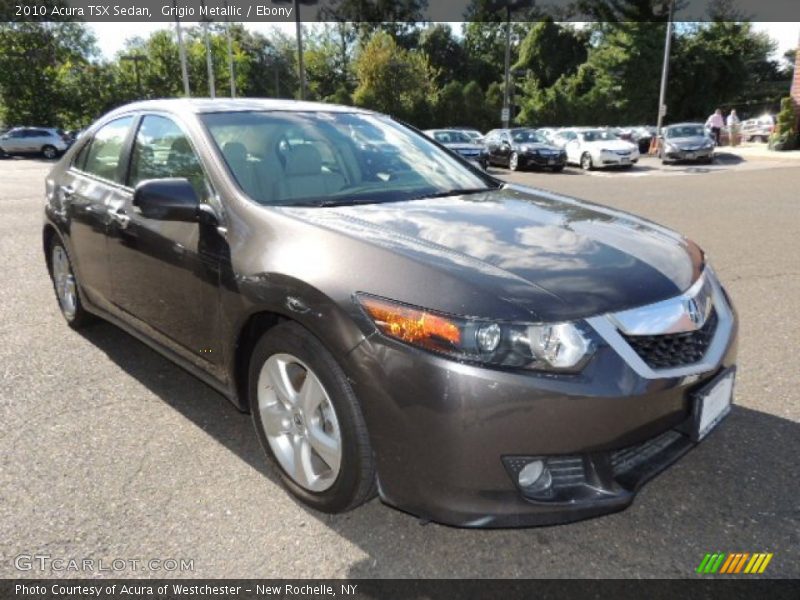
[706,109,724,146]
[727,109,741,147]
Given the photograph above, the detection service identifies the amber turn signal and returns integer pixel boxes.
[359,296,461,348]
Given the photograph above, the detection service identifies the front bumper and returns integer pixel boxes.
[599,151,639,166]
[521,151,567,168]
[664,147,714,162]
[343,279,738,528]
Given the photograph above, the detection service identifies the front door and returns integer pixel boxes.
[62,116,135,306]
[106,114,226,373]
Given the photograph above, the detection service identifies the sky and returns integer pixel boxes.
[90,21,799,62]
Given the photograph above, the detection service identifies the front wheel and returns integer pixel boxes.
[42,145,58,159]
[508,152,520,171]
[249,321,377,513]
[580,152,593,171]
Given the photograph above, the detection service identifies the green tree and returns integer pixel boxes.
[352,31,438,126]
[420,24,466,86]
[513,19,587,88]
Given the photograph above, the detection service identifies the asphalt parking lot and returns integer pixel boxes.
[1,154,798,579]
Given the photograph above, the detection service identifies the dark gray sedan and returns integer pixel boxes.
[43,99,737,527]
[660,123,715,164]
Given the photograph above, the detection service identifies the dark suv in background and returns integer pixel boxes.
[43,99,738,527]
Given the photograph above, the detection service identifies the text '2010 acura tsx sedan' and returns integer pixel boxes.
[43,99,738,527]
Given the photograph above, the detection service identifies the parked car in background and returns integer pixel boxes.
[739,115,775,143]
[0,127,70,159]
[449,127,484,144]
[557,128,639,170]
[535,127,561,145]
[660,123,715,165]
[484,128,566,172]
[424,129,488,170]
[44,98,738,527]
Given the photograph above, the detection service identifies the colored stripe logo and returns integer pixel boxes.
[696,552,773,574]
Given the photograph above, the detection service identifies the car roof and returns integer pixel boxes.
[665,122,704,128]
[105,98,375,118]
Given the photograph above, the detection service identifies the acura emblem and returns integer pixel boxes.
[686,298,702,326]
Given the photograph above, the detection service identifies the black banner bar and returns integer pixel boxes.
[1,0,800,23]
[3,579,800,600]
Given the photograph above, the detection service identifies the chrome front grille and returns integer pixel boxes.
[622,309,718,369]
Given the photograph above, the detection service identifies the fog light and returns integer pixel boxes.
[518,460,552,492]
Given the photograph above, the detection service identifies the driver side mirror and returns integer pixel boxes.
[133,178,200,222]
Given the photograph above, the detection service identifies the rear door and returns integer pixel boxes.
[1,129,26,153]
[106,113,225,375]
[61,116,136,306]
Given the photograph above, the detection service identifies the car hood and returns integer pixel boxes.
[280,186,703,321]
[444,143,484,152]
[667,136,711,148]
[517,143,561,152]
[583,139,636,151]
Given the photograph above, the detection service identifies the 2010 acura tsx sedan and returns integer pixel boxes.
[43,99,738,527]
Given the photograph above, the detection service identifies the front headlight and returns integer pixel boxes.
[357,294,595,372]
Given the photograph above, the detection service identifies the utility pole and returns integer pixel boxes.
[502,3,512,128]
[200,0,216,99]
[120,54,146,97]
[224,0,236,97]
[173,0,190,96]
[654,0,675,151]
[294,0,306,100]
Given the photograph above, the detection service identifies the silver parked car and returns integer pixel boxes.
[0,127,69,159]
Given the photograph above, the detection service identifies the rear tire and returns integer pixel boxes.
[249,321,377,513]
[48,238,93,329]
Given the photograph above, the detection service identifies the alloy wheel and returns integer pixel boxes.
[51,245,77,320]
[42,145,57,159]
[581,153,593,170]
[509,152,519,171]
[257,353,342,492]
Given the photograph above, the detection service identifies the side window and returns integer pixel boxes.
[72,139,92,171]
[129,115,208,201]
[83,117,134,183]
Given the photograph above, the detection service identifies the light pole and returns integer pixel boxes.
[173,0,190,96]
[224,0,236,97]
[654,0,675,151]
[120,54,146,97]
[199,0,216,99]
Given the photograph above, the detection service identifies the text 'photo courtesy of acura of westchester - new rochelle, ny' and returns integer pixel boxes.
[43,98,738,528]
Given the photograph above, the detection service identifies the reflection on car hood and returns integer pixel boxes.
[443,143,484,152]
[518,143,561,152]
[282,186,703,321]
[583,139,636,151]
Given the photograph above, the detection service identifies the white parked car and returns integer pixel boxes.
[555,128,639,170]
[0,127,69,159]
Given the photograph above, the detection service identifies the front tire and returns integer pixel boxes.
[42,145,58,159]
[580,152,593,171]
[249,321,376,513]
[509,152,520,171]
[48,238,93,329]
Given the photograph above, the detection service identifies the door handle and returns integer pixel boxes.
[109,209,130,229]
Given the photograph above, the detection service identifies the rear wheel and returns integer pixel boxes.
[49,239,93,328]
[249,321,376,513]
[41,145,58,159]
[580,152,593,171]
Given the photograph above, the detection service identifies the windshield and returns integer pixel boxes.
[666,125,705,138]
[511,130,547,144]
[433,131,472,144]
[581,130,619,142]
[202,111,493,207]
